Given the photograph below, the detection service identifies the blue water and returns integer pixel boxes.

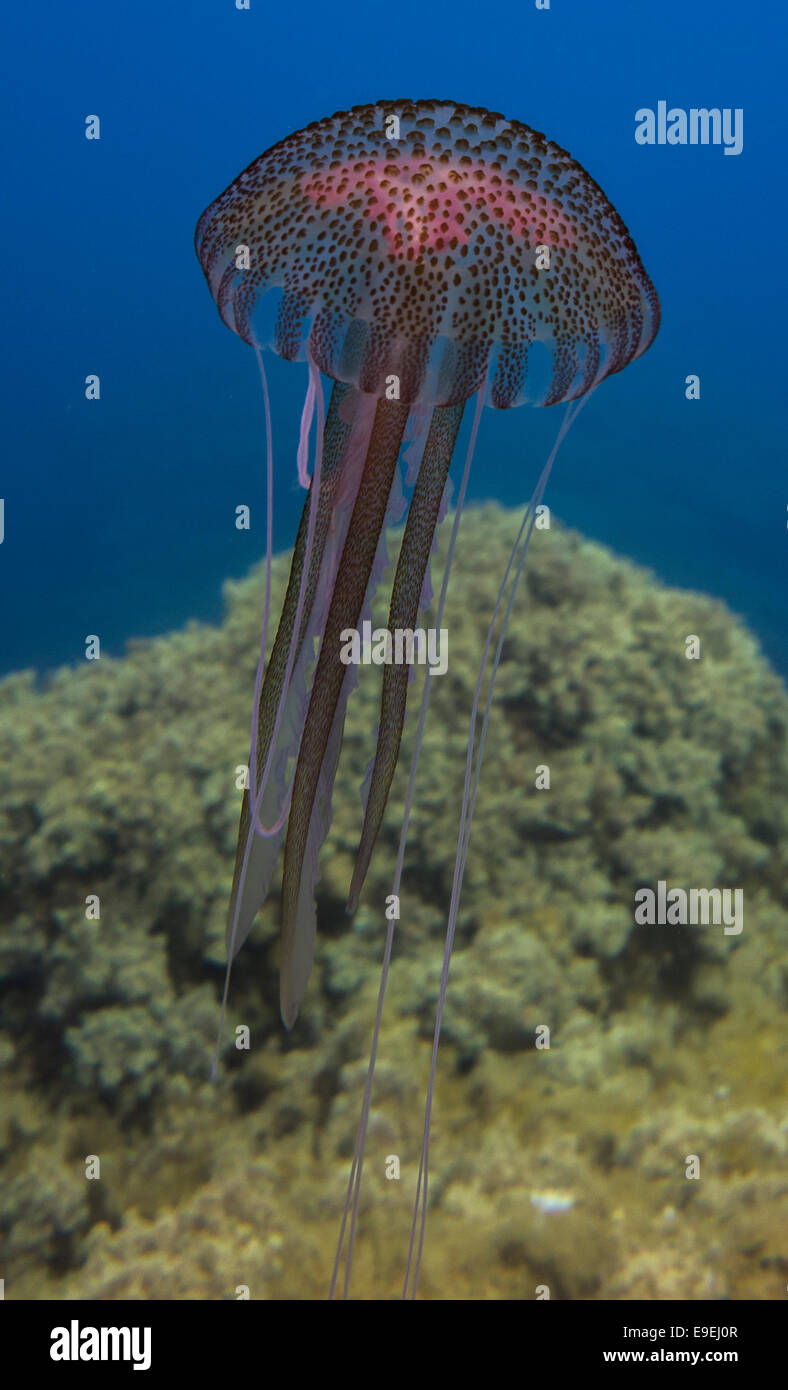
[2,1,785,677]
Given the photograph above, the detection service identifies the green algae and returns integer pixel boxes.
[0,504,786,1299]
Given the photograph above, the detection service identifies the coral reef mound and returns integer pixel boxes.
[1,504,786,1299]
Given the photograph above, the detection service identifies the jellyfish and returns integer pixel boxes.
[195,98,659,1296]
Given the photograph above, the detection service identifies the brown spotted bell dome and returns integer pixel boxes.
[196,98,660,408]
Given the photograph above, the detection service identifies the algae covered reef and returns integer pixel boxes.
[0,503,786,1300]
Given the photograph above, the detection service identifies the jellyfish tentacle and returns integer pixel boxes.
[403,394,592,1299]
[225,380,353,960]
[280,397,410,1027]
[347,401,464,914]
[330,382,485,1302]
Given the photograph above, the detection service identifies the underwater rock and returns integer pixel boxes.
[0,503,786,1298]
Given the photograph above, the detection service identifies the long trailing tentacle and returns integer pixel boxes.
[347,401,464,913]
[403,389,594,1299]
[329,380,486,1301]
[224,380,353,965]
[280,397,410,1028]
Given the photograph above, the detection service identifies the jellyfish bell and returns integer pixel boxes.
[195,98,659,1294]
[197,100,658,407]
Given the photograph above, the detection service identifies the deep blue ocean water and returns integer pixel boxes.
[2,1,785,678]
